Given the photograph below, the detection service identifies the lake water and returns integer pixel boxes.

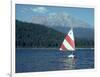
[16,48,94,73]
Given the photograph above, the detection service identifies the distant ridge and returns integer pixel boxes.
[51,26,94,40]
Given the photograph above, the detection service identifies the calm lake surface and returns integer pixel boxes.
[16,48,94,73]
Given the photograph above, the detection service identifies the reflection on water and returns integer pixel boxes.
[58,57,76,70]
[16,48,94,73]
[65,58,75,70]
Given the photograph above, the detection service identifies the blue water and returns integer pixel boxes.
[16,48,94,73]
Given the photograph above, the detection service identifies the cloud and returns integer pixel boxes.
[48,12,70,18]
[31,7,48,13]
[20,8,29,13]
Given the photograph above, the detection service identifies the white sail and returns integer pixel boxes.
[59,28,75,51]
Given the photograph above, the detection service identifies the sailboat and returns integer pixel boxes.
[59,28,75,58]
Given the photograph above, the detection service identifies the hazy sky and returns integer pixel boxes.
[16,4,94,27]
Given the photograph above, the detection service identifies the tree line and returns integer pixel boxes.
[16,20,94,48]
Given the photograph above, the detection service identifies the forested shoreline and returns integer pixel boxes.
[16,20,94,48]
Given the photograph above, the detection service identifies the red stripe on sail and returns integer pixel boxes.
[60,43,67,51]
[65,35,75,49]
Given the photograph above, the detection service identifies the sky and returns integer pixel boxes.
[16,4,94,27]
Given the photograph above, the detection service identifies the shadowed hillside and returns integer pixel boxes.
[16,20,64,48]
[16,20,94,48]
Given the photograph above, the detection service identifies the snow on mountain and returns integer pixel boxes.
[32,12,91,28]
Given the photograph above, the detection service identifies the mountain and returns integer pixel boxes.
[32,12,92,28]
[16,20,65,48]
[51,26,94,40]
[16,20,94,48]
[32,12,94,40]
